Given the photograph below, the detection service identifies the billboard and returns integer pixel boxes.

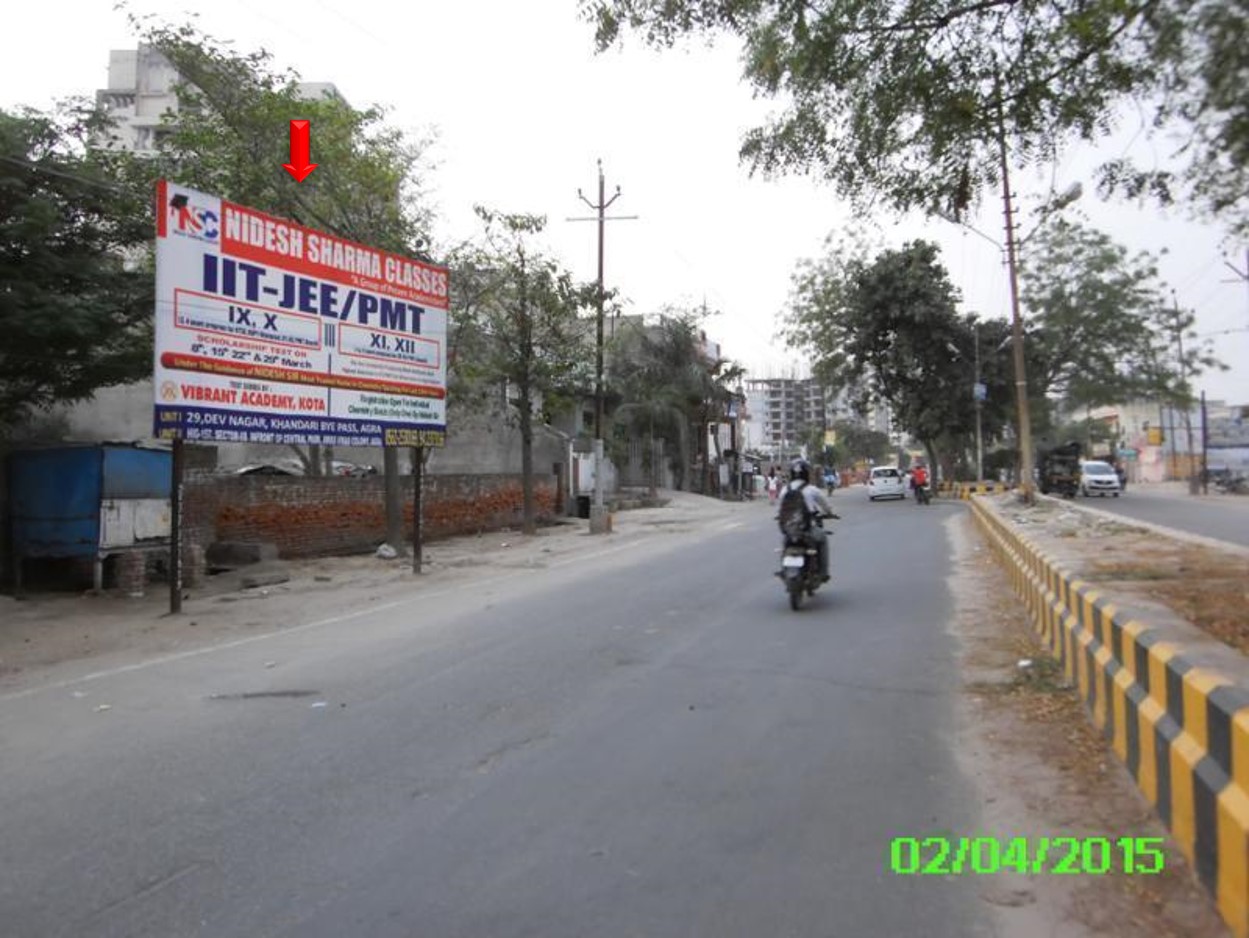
[153,180,449,447]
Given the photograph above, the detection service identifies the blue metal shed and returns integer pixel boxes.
[8,443,172,590]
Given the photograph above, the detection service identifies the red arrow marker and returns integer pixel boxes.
[283,120,318,182]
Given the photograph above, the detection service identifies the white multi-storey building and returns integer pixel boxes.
[742,377,834,460]
[96,47,344,154]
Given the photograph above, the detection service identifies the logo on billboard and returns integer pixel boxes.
[168,193,219,243]
[160,381,178,401]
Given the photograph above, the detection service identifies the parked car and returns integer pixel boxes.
[867,466,907,501]
[1079,460,1122,497]
[234,462,302,476]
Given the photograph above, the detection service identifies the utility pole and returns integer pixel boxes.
[996,96,1035,503]
[569,160,637,534]
[1201,390,1209,495]
[1171,293,1199,494]
[974,323,984,481]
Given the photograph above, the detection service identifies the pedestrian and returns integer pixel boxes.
[767,467,780,504]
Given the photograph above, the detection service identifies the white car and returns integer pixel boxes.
[868,466,907,501]
[1079,460,1122,497]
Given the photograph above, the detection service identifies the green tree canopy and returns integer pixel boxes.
[783,239,974,468]
[1020,217,1163,416]
[129,17,434,255]
[0,105,153,433]
[459,207,592,532]
[609,307,743,492]
[583,0,1249,236]
[827,420,893,467]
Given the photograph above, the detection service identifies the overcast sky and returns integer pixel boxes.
[5,1,1246,404]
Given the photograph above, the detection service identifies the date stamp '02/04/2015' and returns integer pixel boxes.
[889,836,1166,876]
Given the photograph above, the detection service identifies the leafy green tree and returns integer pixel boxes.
[609,308,742,493]
[828,420,892,466]
[460,208,591,533]
[609,317,696,494]
[1127,299,1226,488]
[0,105,153,434]
[783,239,972,470]
[583,0,1249,235]
[1021,218,1161,420]
[129,17,432,254]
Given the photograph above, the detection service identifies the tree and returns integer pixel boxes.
[130,17,432,254]
[0,105,153,435]
[827,420,892,467]
[1021,218,1162,423]
[583,0,1249,236]
[1134,298,1226,487]
[462,208,591,533]
[609,308,742,493]
[782,239,972,471]
[608,317,696,494]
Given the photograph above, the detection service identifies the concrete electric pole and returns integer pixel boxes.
[568,160,637,534]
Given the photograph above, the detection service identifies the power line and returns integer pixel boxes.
[0,153,143,195]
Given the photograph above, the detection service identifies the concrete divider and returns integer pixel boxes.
[937,481,1014,499]
[971,495,1249,936]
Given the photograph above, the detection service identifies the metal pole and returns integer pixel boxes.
[974,323,984,481]
[998,142,1035,502]
[1172,296,1199,494]
[169,438,184,615]
[411,446,423,574]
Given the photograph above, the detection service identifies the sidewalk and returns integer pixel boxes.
[0,490,758,690]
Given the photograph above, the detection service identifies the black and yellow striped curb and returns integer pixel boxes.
[971,496,1249,935]
[937,481,1014,499]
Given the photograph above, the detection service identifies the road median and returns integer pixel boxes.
[972,493,1249,936]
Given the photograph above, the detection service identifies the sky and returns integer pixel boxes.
[4,0,1246,404]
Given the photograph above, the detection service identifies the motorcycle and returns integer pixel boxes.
[777,512,838,611]
[1215,472,1247,495]
[914,481,931,505]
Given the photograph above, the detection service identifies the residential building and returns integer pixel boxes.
[743,376,833,460]
[96,46,344,153]
[1087,398,1249,482]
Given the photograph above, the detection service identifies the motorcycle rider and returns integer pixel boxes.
[911,461,930,502]
[780,458,836,581]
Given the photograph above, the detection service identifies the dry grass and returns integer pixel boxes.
[1085,546,1249,654]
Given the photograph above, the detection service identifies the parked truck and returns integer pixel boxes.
[1036,441,1083,498]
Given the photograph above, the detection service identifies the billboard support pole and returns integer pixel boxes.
[169,438,184,615]
[411,446,423,574]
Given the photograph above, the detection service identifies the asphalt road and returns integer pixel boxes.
[1063,483,1249,548]
[0,494,996,938]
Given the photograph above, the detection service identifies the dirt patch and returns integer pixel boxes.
[948,513,1229,937]
[1082,546,1249,654]
[992,495,1249,658]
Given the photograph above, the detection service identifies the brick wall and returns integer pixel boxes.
[183,473,559,559]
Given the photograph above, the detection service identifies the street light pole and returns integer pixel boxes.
[974,323,984,482]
